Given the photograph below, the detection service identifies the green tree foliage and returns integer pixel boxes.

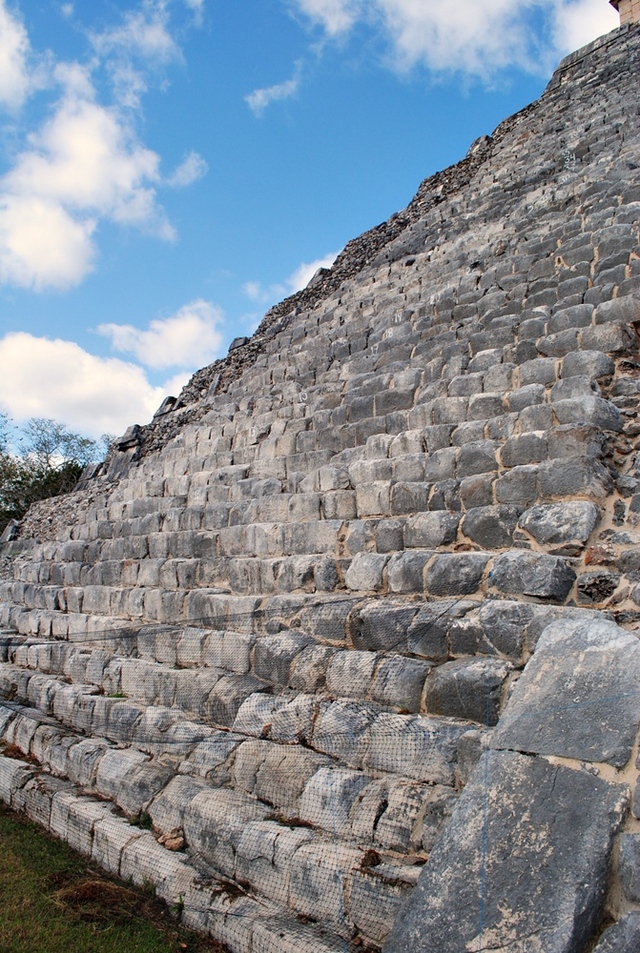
[0,416,102,533]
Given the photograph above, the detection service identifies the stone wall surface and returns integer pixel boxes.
[1,22,640,953]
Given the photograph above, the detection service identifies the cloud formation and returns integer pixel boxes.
[0,332,165,437]
[243,252,338,305]
[0,1,208,291]
[97,299,224,370]
[288,0,620,78]
[167,150,208,187]
[0,63,172,290]
[0,0,30,109]
[245,61,302,117]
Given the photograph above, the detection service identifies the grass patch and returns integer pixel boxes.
[0,802,227,953]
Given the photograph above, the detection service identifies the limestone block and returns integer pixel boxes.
[593,914,640,953]
[423,447,458,481]
[96,749,174,816]
[254,631,313,686]
[365,713,468,785]
[350,865,416,945]
[618,833,640,903]
[507,383,546,412]
[374,780,426,852]
[489,551,576,602]
[299,767,369,835]
[148,775,209,833]
[552,396,623,432]
[562,349,615,378]
[426,553,489,597]
[51,793,116,855]
[289,840,361,930]
[425,657,513,726]
[233,693,319,744]
[404,511,459,549]
[387,551,432,593]
[183,787,268,877]
[420,784,459,852]
[326,650,378,699]
[23,774,72,828]
[205,674,268,727]
[595,295,639,324]
[461,505,521,549]
[203,629,255,674]
[517,500,599,554]
[182,731,243,784]
[344,553,389,592]
[492,617,640,767]
[92,815,146,876]
[312,700,378,768]
[289,644,335,692]
[252,916,347,953]
[351,601,415,653]
[120,832,196,904]
[65,738,108,787]
[254,745,328,811]
[495,465,539,506]
[383,750,628,953]
[236,820,313,905]
[370,656,430,711]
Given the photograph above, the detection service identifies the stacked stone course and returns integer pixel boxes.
[1,21,640,953]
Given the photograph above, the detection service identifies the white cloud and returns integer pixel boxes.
[97,299,224,370]
[290,0,360,35]
[0,0,30,109]
[245,61,302,117]
[243,252,338,306]
[287,252,338,292]
[91,1,179,66]
[0,332,165,437]
[288,0,621,79]
[60,4,74,18]
[167,150,208,187]
[0,62,175,290]
[183,0,205,25]
[551,0,619,55]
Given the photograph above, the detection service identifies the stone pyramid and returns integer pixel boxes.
[1,21,640,953]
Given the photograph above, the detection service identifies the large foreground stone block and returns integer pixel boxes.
[384,750,627,953]
[492,618,640,767]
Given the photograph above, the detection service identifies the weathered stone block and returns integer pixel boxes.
[461,505,521,549]
[384,750,628,953]
[365,713,467,785]
[404,512,458,549]
[425,657,512,726]
[492,617,640,767]
[517,500,599,554]
[344,553,389,592]
[489,551,576,601]
[370,655,430,711]
[426,553,489,596]
[593,913,640,953]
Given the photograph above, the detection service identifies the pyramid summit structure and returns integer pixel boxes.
[1,14,640,953]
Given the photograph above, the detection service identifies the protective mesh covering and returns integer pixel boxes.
[1,22,640,953]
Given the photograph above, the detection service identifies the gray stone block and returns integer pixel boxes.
[495,465,539,506]
[370,656,430,711]
[489,551,576,602]
[492,617,640,767]
[404,512,459,549]
[552,396,623,432]
[425,657,512,726]
[618,833,640,903]
[345,553,389,592]
[387,551,431,593]
[365,712,468,785]
[461,505,521,549]
[595,295,639,325]
[593,914,640,953]
[351,602,415,653]
[517,500,599,554]
[562,349,615,379]
[384,750,627,953]
[457,441,499,476]
[426,554,489,597]
[507,383,545,412]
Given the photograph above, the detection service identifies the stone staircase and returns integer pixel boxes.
[1,22,640,953]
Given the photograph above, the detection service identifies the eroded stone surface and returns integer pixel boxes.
[384,750,628,953]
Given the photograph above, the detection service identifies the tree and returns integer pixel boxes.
[0,416,102,534]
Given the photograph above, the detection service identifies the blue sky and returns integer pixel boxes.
[0,0,620,438]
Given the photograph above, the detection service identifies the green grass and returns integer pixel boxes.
[0,802,226,953]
